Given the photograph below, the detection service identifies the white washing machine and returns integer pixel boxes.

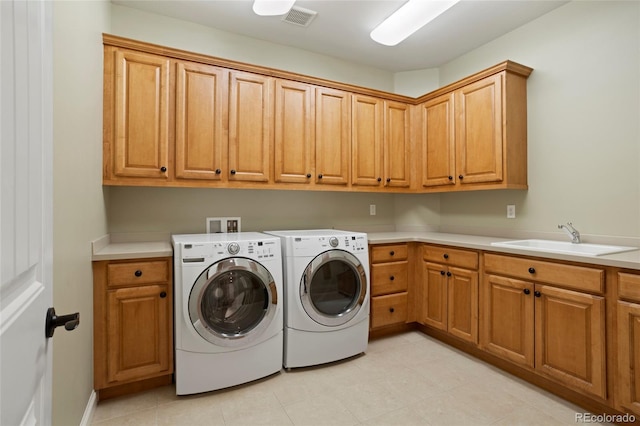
[172,233,283,395]
[263,229,369,368]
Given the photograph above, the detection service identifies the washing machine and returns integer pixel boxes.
[172,233,283,395]
[263,229,369,368]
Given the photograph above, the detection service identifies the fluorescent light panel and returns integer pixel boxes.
[371,0,460,46]
[253,0,296,16]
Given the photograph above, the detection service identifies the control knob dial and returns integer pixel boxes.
[227,242,240,255]
[329,237,339,248]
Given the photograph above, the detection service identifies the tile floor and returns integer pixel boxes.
[92,332,612,425]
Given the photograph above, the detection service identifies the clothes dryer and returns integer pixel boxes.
[263,229,369,368]
[172,233,283,394]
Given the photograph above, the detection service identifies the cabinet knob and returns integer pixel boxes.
[534,291,541,298]
[448,176,453,181]
[458,175,464,180]
[389,275,395,281]
[230,169,237,175]
[523,288,531,295]
[318,174,323,179]
[440,270,445,276]
[377,177,382,182]
[386,178,391,183]
[134,270,142,277]
[528,267,536,274]
[389,307,395,313]
[389,251,395,256]
[443,253,449,259]
[306,173,312,178]
[160,166,167,172]
[215,168,221,174]
[160,291,167,298]
[446,271,452,277]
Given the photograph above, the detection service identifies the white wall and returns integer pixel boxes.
[435,1,640,241]
[52,2,110,425]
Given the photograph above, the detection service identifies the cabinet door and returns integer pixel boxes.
[351,94,383,187]
[384,101,411,188]
[448,267,478,344]
[106,285,171,384]
[229,71,273,182]
[456,73,503,184]
[535,285,606,399]
[274,80,314,183]
[480,274,534,368]
[422,262,448,331]
[315,87,350,185]
[175,62,228,180]
[113,50,170,179]
[617,301,640,415]
[421,93,455,187]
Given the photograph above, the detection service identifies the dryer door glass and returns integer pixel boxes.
[301,250,367,327]
[189,258,278,347]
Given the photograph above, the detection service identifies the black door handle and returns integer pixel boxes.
[45,307,79,338]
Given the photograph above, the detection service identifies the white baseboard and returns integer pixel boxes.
[79,390,97,426]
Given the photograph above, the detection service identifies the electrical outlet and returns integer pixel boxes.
[507,205,516,219]
[369,204,376,216]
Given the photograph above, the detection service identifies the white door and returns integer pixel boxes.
[1,1,55,425]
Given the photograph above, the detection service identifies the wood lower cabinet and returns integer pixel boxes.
[481,253,606,399]
[421,245,479,344]
[93,257,173,400]
[616,272,640,416]
[370,244,409,330]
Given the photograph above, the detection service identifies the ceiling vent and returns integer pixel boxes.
[282,6,317,27]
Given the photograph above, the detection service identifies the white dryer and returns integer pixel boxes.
[172,233,283,395]
[263,229,369,368]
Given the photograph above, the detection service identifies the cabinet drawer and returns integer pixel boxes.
[371,293,408,329]
[371,262,408,296]
[371,244,408,263]
[484,253,604,294]
[423,245,478,270]
[619,272,640,303]
[107,260,170,288]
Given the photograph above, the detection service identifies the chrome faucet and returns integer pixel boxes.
[558,222,581,244]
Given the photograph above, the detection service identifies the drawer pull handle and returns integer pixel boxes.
[528,267,536,274]
[523,288,530,295]
[389,251,395,256]
[389,275,395,281]
[443,254,449,259]
[534,291,541,298]
[134,270,142,277]
[160,291,167,298]
[389,307,395,313]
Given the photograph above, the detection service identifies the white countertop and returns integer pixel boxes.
[91,234,173,261]
[367,231,640,271]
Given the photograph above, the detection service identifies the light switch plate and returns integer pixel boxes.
[507,205,516,219]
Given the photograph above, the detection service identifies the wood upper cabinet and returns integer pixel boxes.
[419,66,530,192]
[351,94,383,187]
[106,48,170,181]
[481,253,606,400]
[228,71,273,183]
[274,80,314,184]
[616,272,640,416]
[384,101,411,188]
[93,257,173,399]
[175,61,228,181]
[315,87,351,185]
[421,245,479,344]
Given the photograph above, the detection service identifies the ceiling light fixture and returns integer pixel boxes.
[370,0,460,46]
[253,0,296,16]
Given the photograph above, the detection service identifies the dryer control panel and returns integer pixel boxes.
[179,240,279,263]
[288,234,368,257]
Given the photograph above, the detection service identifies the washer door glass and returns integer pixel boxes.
[300,250,367,327]
[189,258,277,347]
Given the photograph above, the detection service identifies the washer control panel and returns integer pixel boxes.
[180,239,279,263]
[288,233,368,256]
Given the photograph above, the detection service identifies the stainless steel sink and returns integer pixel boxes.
[490,239,638,257]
